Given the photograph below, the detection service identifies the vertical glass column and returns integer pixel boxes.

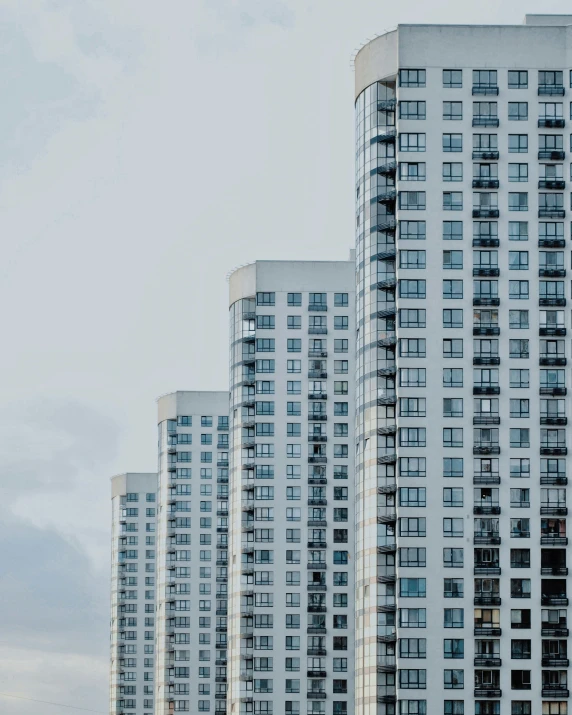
[228,296,257,712]
[355,79,397,715]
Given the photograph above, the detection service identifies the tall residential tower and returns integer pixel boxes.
[154,391,230,715]
[110,472,158,715]
[354,14,572,715]
[227,260,356,715]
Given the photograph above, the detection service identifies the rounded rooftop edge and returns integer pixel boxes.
[354,15,572,100]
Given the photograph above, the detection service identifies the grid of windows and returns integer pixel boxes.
[228,277,354,714]
[356,38,572,715]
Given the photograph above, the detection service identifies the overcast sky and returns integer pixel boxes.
[1,0,571,712]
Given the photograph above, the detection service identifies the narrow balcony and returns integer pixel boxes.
[539,355,566,366]
[539,209,566,219]
[474,688,502,698]
[539,179,566,190]
[472,116,499,127]
[473,473,500,485]
[540,447,568,456]
[473,355,500,365]
[473,446,500,457]
[538,150,565,160]
[472,150,499,160]
[540,565,569,575]
[539,298,566,307]
[473,324,500,336]
[374,218,397,233]
[542,657,570,667]
[539,267,566,277]
[472,236,500,247]
[538,85,565,95]
[307,604,327,613]
[474,657,502,667]
[377,160,397,176]
[377,542,397,554]
[473,266,500,277]
[473,415,500,425]
[473,385,500,395]
[539,117,566,127]
[541,595,569,606]
[472,84,499,95]
[473,208,500,219]
[541,535,569,545]
[473,297,500,307]
[373,128,396,143]
[538,238,566,248]
[474,566,501,576]
[541,686,569,698]
[540,416,567,426]
[473,178,500,189]
[474,595,501,606]
[377,98,396,112]
[539,386,567,395]
[377,661,397,673]
[474,533,501,545]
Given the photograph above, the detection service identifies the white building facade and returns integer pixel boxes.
[354,14,572,715]
[110,472,158,715]
[227,260,356,715]
[154,391,230,715]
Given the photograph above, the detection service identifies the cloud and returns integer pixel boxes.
[0,0,139,176]
[0,399,117,712]
[208,0,295,29]
[0,399,119,492]
[0,513,107,653]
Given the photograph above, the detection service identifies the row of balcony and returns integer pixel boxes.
[472,325,569,337]
[471,504,568,515]
[472,355,567,365]
[471,566,568,576]
[472,442,569,456]
[376,233,565,250]
[471,415,568,425]
[377,84,567,99]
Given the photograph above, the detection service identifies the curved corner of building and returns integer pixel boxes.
[228,262,256,308]
[354,28,399,100]
[157,391,180,424]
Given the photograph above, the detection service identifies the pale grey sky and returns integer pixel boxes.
[0,0,570,712]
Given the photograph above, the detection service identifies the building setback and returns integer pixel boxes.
[354,14,572,715]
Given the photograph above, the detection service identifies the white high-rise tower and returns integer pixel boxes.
[354,14,572,715]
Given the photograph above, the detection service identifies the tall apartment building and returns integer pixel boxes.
[354,14,572,715]
[154,391,230,715]
[110,472,158,715]
[227,260,356,715]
